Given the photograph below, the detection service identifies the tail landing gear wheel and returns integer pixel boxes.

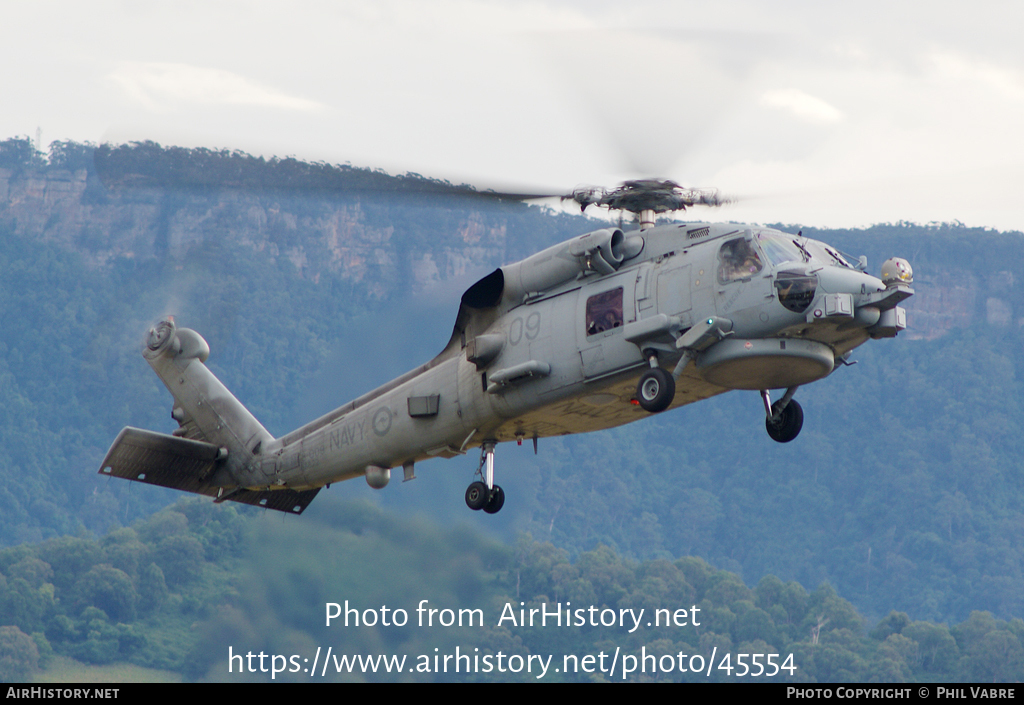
[483,485,505,514]
[466,481,489,510]
[637,368,675,413]
[766,399,803,443]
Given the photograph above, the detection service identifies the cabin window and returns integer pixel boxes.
[717,237,764,283]
[586,287,623,336]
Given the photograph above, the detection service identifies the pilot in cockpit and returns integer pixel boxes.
[718,238,764,282]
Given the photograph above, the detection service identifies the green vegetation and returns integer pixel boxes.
[1,496,1021,683]
[1,137,1023,680]
[33,656,179,684]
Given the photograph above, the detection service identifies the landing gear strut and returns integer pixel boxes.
[466,441,504,513]
[762,388,803,443]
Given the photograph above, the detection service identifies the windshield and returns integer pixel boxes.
[805,239,853,269]
[754,231,803,267]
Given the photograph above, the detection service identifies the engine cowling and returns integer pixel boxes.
[500,228,642,305]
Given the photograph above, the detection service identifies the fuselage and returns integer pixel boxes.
[250,222,912,493]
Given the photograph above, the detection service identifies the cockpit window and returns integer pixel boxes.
[717,237,764,283]
[586,287,623,336]
[754,232,803,267]
[804,240,853,269]
[774,271,818,313]
[822,245,853,268]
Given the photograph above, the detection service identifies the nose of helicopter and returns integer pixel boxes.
[811,256,913,297]
[803,258,914,337]
[812,265,886,297]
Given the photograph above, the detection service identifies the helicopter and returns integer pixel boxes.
[98,177,914,516]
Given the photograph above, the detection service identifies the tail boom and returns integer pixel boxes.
[98,319,319,514]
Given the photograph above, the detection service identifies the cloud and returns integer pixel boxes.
[926,51,1024,102]
[108,62,324,112]
[760,88,844,124]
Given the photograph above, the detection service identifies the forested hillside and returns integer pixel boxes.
[2,496,1022,682]
[1,137,1023,680]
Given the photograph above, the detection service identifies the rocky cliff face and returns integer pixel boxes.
[903,268,975,340]
[1,169,1019,338]
[901,264,1020,340]
[0,168,511,299]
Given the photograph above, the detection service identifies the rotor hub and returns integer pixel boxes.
[147,319,175,352]
[568,179,725,217]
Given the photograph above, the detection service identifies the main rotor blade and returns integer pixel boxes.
[527,28,775,179]
[91,142,735,217]
[91,141,570,203]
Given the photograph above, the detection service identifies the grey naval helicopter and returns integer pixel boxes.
[99,178,915,516]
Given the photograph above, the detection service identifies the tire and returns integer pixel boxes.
[483,485,505,514]
[636,368,675,413]
[766,399,803,443]
[465,481,489,510]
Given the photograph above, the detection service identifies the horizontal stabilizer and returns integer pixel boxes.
[98,427,320,514]
[99,427,221,495]
[214,486,321,514]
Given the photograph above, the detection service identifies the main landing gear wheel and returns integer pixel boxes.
[637,367,675,413]
[466,482,505,513]
[766,399,803,443]
[465,481,489,510]
[483,486,505,514]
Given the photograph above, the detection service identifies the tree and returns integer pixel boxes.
[902,621,957,675]
[965,630,1024,682]
[7,557,53,589]
[0,625,39,682]
[870,611,911,641]
[70,564,138,622]
[0,137,44,170]
[153,535,204,586]
[802,584,863,641]
[47,141,96,172]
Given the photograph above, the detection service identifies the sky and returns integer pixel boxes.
[4,0,1024,230]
